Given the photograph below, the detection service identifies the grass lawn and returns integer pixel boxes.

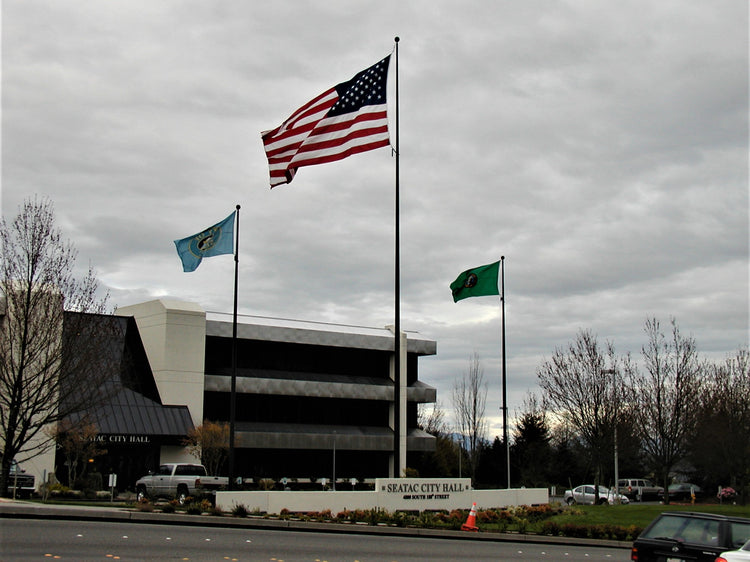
[550,502,750,529]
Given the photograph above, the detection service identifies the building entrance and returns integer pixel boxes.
[54,437,160,494]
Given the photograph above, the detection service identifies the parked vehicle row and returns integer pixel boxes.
[563,479,707,506]
[612,476,707,503]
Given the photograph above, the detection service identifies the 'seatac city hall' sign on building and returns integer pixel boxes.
[94,434,152,445]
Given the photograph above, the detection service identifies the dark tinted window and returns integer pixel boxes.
[680,519,719,545]
[642,515,689,539]
[731,522,750,549]
[174,465,206,476]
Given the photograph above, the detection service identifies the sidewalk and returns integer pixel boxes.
[0,498,630,550]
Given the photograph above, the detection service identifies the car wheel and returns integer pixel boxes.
[136,486,148,502]
[598,498,608,505]
[566,497,576,506]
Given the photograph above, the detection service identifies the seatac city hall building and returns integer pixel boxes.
[33,299,438,492]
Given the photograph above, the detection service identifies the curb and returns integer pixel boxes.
[0,500,631,550]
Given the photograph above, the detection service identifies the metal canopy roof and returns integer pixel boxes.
[69,387,193,437]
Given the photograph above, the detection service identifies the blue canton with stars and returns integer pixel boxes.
[328,56,390,117]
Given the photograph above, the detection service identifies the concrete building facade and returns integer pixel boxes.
[50,299,437,491]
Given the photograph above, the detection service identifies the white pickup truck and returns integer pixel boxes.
[135,463,228,505]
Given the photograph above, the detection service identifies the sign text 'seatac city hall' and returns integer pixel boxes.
[381,479,468,501]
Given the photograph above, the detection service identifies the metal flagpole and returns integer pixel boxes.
[500,255,510,488]
[393,36,401,477]
[228,204,240,490]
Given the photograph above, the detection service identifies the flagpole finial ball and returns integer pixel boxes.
[236,204,241,210]
[395,36,400,42]
[501,255,505,260]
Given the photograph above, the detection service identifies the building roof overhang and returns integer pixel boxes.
[205,312,437,356]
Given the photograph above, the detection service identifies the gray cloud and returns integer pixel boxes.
[3,0,747,434]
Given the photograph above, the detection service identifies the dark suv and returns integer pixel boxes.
[631,512,750,562]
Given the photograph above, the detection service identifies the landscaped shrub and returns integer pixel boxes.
[136,498,154,512]
[417,511,443,528]
[209,504,224,516]
[626,525,643,540]
[121,494,648,542]
[448,508,465,522]
[541,520,561,536]
[231,503,248,518]
[561,522,590,538]
[365,508,382,525]
[186,500,210,515]
[335,509,352,522]
[478,509,499,523]
[388,511,412,527]
[525,504,554,521]
[47,483,80,498]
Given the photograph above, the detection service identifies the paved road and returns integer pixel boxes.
[1,518,631,561]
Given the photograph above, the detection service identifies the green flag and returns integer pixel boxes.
[450,261,500,302]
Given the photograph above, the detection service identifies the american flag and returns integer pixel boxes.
[262,56,391,188]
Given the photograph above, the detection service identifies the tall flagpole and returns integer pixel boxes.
[393,36,401,477]
[500,255,510,488]
[228,204,240,490]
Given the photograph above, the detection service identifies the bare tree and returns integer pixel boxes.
[182,420,230,476]
[414,402,460,478]
[418,401,448,436]
[0,197,113,496]
[452,352,488,482]
[629,318,702,502]
[537,329,618,500]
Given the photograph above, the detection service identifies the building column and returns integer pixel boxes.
[387,328,407,478]
[115,299,206,428]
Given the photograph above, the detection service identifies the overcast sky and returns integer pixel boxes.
[3,1,748,438]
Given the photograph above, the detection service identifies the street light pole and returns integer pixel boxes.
[333,431,337,492]
[602,369,618,503]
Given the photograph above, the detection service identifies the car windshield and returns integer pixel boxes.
[642,515,720,545]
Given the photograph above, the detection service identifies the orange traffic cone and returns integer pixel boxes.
[461,502,479,532]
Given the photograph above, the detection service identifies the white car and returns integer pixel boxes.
[563,484,630,505]
[717,540,750,562]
